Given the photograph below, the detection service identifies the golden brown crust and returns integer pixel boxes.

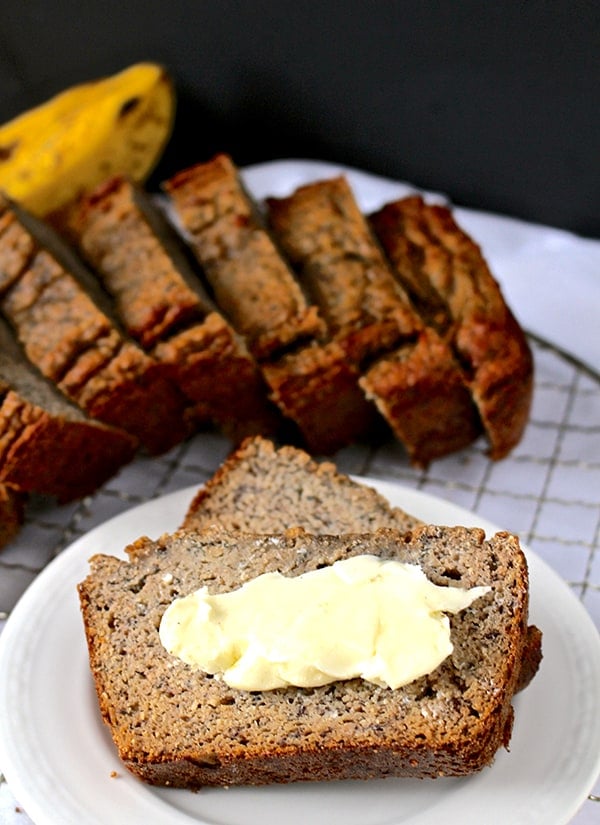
[261,341,377,454]
[0,203,190,455]
[0,388,136,501]
[369,196,453,332]
[266,176,418,363]
[370,197,534,458]
[73,176,280,442]
[153,314,281,441]
[360,329,482,466]
[0,316,137,502]
[163,154,325,360]
[516,624,543,692]
[75,176,207,349]
[0,484,24,549]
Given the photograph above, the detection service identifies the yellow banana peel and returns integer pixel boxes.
[0,62,175,216]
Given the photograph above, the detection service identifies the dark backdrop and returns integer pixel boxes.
[1,1,598,236]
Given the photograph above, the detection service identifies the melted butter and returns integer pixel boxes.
[159,554,490,691]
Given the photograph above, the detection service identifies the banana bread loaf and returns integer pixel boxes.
[370,196,534,458]
[78,523,538,787]
[72,176,280,441]
[0,198,190,455]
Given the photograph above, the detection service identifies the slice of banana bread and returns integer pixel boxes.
[0,198,190,455]
[359,329,482,467]
[72,176,280,442]
[266,176,417,363]
[182,435,541,690]
[260,340,378,454]
[163,154,325,360]
[370,196,534,458]
[182,435,421,534]
[152,316,280,441]
[0,318,136,501]
[78,524,538,787]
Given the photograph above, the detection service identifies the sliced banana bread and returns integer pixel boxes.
[266,177,482,464]
[78,524,537,787]
[163,156,372,453]
[0,198,190,455]
[0,318,136,501]
[359,329,482,466]
[370,196,534,458]
[72,176,280,441]
[260,340,378,454]
[182,435,421,534]
[266,176,417,363]
[182,435,541,690]
[152,317,280,441]
[162,154,325,360]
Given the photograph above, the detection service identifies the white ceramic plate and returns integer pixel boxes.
[0,479,599,825]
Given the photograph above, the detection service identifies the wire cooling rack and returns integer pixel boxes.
[1,335,599,625]
[0,333,599,820]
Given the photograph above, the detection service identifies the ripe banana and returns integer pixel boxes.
[0,62,175,216]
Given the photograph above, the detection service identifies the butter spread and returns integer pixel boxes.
[159,554,490,691]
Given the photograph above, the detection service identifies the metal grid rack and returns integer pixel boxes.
[1,335,599,625]
[0,334,599,820]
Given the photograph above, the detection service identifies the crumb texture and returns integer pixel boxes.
[182,436,421,534]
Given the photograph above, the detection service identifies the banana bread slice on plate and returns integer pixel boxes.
[78,524,536,787]
[182,435,421,534]
[180,434,541,691]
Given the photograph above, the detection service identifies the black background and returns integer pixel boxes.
[1,1,598,236]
